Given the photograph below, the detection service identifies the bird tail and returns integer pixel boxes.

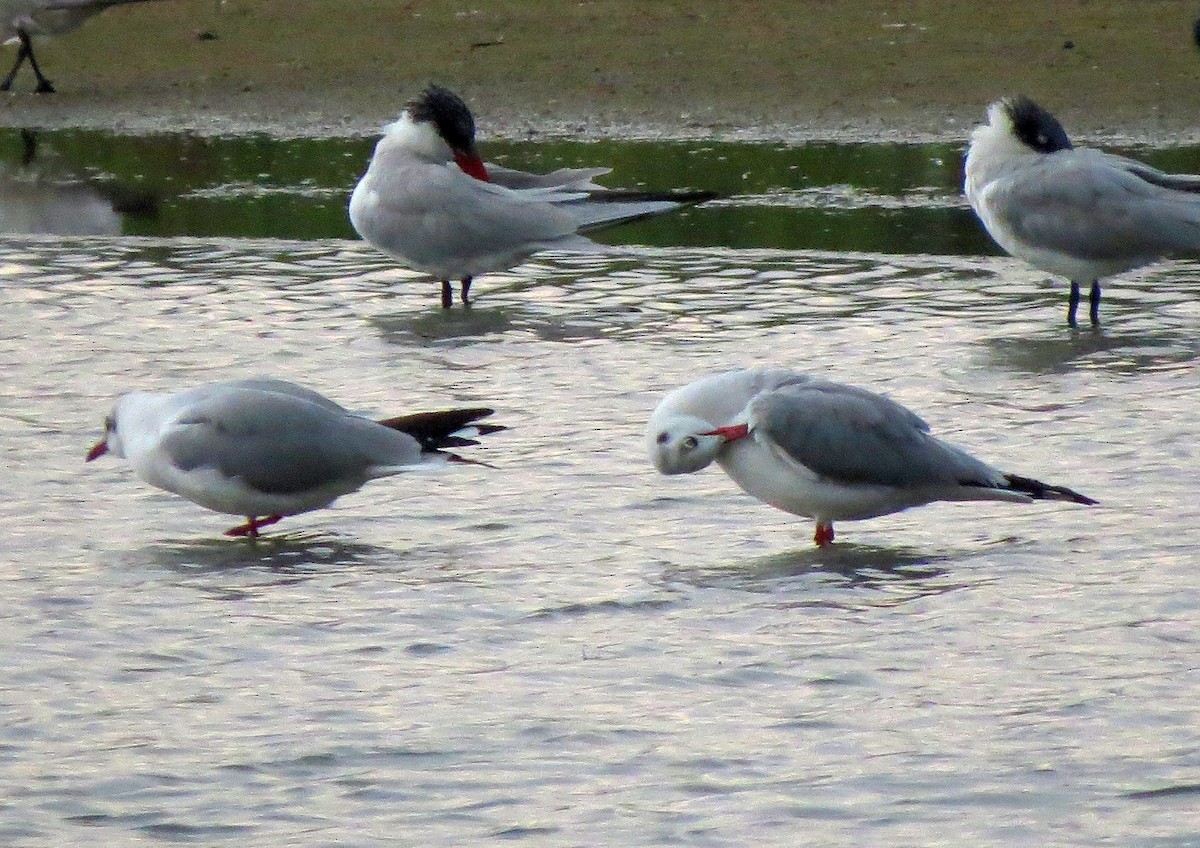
[45,0,176,11]
[570,188,717,232]
[377,408,505,461]
[1003,473,1097,505]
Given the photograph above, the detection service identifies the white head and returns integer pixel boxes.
[85,393,156,462]
[646,413,729,475]
[377,85,490,180]
[973,95,1074,155]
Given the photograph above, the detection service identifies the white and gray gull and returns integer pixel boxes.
[647,368,1096,546]
[965,95,1200,327]
[349,85,714,308]
[85,378,505,538]
[0,0,171,93]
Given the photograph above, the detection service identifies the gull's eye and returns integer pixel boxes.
[681,435,699,451]
[104,415,116,433]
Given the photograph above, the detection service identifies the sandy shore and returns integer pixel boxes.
[3,0,1200,143]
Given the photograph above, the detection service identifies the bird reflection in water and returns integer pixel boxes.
[0,128,156,235]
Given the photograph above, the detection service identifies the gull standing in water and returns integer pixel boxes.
[965,95,1200,327]
[648,368,1096,546]
[1,0,173,93]
[86,378,505,538]
[349,85,714,308]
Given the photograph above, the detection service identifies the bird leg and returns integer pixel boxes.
[460,276,472,306]
[440,279,453,309]
[813,522,835,546]
[24,32,54,94]
[2,31,54,93]
[1089,280,1101,326]
[0,32,31,92]
[1067,280,1081,327]
[224,514,283,538]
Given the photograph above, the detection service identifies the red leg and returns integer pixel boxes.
[224,515,283,538]
[813,522,835,546]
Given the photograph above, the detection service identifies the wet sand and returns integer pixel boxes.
[3,0,1200,142]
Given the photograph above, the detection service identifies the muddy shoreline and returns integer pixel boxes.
[2,0,1200,145]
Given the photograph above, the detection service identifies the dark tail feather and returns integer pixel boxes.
[588,188,718,205]
[1004,473,1098,505]
[378,408,505,452]
[45,0,175,10]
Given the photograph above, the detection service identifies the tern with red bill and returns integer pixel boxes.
[349,85,715,308]
[1,0,173,93]
[647,368,1096,546]
[85,378,504,538]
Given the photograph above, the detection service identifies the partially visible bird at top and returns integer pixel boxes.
[349,84,715,308]
[965,95,1200,327]
[0,0,173,93]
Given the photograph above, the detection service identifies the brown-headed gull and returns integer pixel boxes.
[965,95,1200,327]
[349,85,714,308]
[1,0,172,93]
[85,378,505,538]
[647,368,1096,546]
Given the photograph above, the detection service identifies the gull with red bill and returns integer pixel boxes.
[85,378,504,538]
[349,85,714,308]
[647,368,1096,546]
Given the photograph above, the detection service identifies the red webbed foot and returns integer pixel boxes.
[225,515,283,538]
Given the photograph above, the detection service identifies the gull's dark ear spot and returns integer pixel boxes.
[1004,95,1073,154]
[656,431,670,445]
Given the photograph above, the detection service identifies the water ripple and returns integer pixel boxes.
[1,234,1198,847]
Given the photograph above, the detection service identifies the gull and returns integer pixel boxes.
[85,378,505,538]
[1,0,171,93]
[349,85,714,308]
[965,95,1200,327]
[647,368,1096,546]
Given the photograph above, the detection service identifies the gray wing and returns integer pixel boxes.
[159,389,422,495]
[202,378,349,413]
[487,164,611,191]
[1097,152,1200,192]
[985,150,1200,261]
[749,381,1000,488]
[360,161,582,265]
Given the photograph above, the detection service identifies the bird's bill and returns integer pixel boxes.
[453,148,490,182]
[701,423,750,442]
[85,439,109,462]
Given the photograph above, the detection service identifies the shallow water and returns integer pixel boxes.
[1,131,1199,846]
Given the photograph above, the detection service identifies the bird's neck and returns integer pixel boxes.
[375,113,453,167]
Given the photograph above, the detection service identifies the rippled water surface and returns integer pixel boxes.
[1,131,1199,847]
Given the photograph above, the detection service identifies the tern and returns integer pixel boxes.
[648,368,1096,546]
[85,378,505,538]
[349,85,714,308]
[1,0,172,93]
[965,95,1200,327]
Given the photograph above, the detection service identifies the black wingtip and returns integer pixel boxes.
[378,407,505,451]
[1004,473,1097,506]
[589,188,719,206]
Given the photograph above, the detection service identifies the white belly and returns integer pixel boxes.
[717,440,931,523]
